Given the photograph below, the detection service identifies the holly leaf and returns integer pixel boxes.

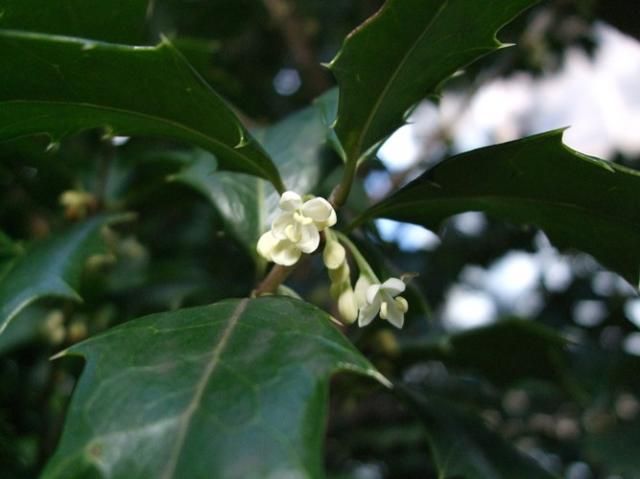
[0,215,118,335]
[356,131,640,288]
[172,93,334,254]
[0,30,284,191]
[0,0,150,44]
[42,297,386,478]
[399,387,558,479]
[330,0,538,162]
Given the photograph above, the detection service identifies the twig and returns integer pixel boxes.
[252,264,295,296]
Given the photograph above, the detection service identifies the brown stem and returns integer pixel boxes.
[252,264,295,296]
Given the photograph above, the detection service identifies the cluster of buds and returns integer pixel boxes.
[257,191,410,329]
[324,232,358,324]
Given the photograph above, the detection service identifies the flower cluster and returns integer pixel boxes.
[258,191,409,328]
[257,191,336,266]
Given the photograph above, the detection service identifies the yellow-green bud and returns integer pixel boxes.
[337,288,358,324]
[323,239,346,270]
[328,261,350,284]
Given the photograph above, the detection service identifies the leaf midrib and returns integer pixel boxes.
[345,0,449,161]
[160,298,249,479]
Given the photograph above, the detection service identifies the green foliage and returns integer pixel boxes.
[400,389,558,479]
[43,297,383,479]
[0,30,283,190]
[330,0,538,163]
[0,1,638,478]
[0,0,149,44]
[357,131,640,287]
[172,93,335,254]
[0,215,118,334]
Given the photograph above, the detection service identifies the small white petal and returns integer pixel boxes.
[257,231,278,260]
[381,277,406,296]
[326,208,337,227]
[272,212,295,240]
[354,276,372,307]
[395,296,409,313]
[284,223,301,242]
[380,299,405,328]
[358,302,380,327]
[313,208,337,231]
[270,241,301,266]
[301,197,334,222]
[297,224,320,253]
[366,284,381,305]
[279,191,303,211]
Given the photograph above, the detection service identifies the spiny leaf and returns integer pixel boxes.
[0,30,284,191]
[0,0,150,44]
[330,0,538,163]
[43,297,386,479]
[356,131,640,288]
[0,215,118,335]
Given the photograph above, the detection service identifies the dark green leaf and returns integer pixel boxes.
[399,387,558,479]
[584,417,640,477]
[43,297,385,478]
[0,215,118,335]
[0,230,13,252]
[357,131,640,287]
[0,306,49,356]
[330,0,538,162]
[173,93,334,254]
[0,31,284,191]
[0,0,150,44]
[402,319,568,388]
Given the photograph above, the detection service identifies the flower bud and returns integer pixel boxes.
[323,239,346,270]
[337,288,358,324]
[328,261,350,284]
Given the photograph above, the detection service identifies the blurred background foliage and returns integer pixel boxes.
[1,1,639,478]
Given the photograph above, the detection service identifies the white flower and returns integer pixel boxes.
[257,191,337,266]
[355,276,409,329]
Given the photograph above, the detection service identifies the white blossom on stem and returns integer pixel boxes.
[257,191,336,266]
[355,276,409,329]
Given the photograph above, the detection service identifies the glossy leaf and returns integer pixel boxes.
[330,0,538,162]
[357,131,640,287]
[0,0,150,44]
[399,388,558,479]
[172,93,333,254]
[0,215,117,335]
[43,297,385,478]
[0,30,284,191]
